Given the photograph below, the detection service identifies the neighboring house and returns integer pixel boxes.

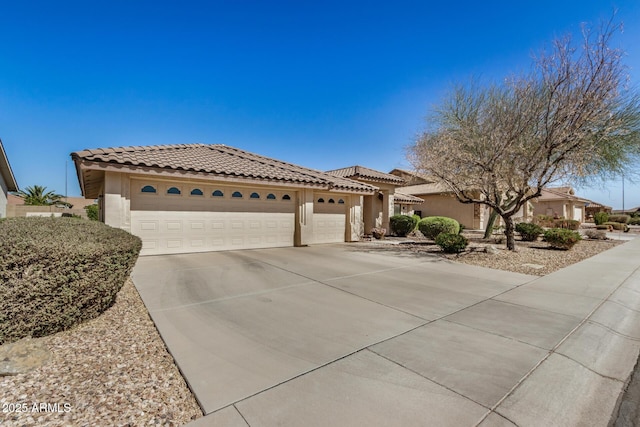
[390,169,491,230]
[531,187,588,222]
[72,144,379,256]
[7,194,97,218]
[584,200,612,220]
[325,166,422,232]
[612,206,640,215]
[0,139,19,218]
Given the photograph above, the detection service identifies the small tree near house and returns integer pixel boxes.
[408,17,640,250]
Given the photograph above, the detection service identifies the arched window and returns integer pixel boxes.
[167,187,181,195]
[338,199,345,204]
[250,192,260,199]
[282,194,291,200]
[141,185,156,193]
[190,188,203,196]
[328,198,335,204]
[232,191,243,198]
[317,198,325,203]
[266,193,276,200]
[212,190,224,197]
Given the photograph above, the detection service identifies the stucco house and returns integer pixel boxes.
[72,144,389,256]
[0,139,19,218]
[390,169,491,230]
[325,166,423,232]
[531,187,588,222]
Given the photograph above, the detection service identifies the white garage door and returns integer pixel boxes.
[573,207,583,223]
[312,194,346,244]
[130,181,295,255]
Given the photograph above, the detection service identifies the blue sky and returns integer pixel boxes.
[1,1,639,209]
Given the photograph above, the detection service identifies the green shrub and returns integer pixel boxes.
[629,217,640,226]
[0,217,142,344]
[543,228,582,250]
[593,212,609,225]
[515,222,544,241]
[608,214,630,224]
[85,204,99,221]
[553,219,581,230]
[418,216,460,239]
[435,233,469,253]
[412,214,421,230]
[390,215,418,237]
[603,221,629,231]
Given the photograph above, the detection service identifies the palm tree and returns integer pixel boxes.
[18,185,64,206]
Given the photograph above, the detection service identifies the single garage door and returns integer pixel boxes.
[573,206,583,223]
[312,194,346,244]
[130,181,295,255]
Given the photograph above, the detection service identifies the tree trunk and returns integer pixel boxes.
[483,209,500,239]
[503,215,516,251]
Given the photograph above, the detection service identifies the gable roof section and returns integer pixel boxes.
[393,191,424,204]
[388,169,433,185]
[72,144,377,198]
[536,187,589,203]
[0,139,18,192]
[326,165,405,185]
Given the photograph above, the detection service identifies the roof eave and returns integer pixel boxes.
[0,140,18,191]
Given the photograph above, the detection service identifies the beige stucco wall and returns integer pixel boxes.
[411,194,484,229]
[6,205,90,218]
[0,174,7,218]
[533,201,585,222]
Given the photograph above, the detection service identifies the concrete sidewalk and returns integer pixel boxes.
[136,239,640,427]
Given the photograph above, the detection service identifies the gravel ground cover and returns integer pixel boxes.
[358,228,633,276]
[0,278,203,427]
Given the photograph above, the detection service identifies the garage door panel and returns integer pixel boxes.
[132,211,295,255]
[312,213,346,244]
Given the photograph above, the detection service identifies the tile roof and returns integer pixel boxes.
[72,144,376,193]
[0,139,18,192]
[393,192,424,204]
[537,187,589,203]
[326,165,405,185]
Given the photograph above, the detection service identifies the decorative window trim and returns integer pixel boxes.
[328,198,335,204]
[282,194,291,200]
[167,187,181,195]
[338,199,345,204]
[317,198,325,203]
[266,193,276,200]
[212,190,224,197]
[141,185,157,194]
[190,188,204,196]
[232,191,243,198]
[250,192,260,199]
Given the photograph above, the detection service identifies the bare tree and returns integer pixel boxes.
[409,18,640,250]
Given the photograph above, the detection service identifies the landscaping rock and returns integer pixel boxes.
[485,245,499,254]
[0,337,51,376]
[522,263,545,270]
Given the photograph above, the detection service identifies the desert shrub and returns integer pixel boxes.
[412,214,421,230]
[629,217,640,226]
[553,219,581,230]
[533,215,555,227]
[435,233,469,253]
[390,215,418,237]
[85,204,99,221]
[603,221,629,231]
[596,224,613,230]
[0,217,142,344]
[593,212,609,225]
[543,228,582,250]
[584,230,608,240]
[418,216,460,239]
[608,214,630,224]
[515,222,544,241]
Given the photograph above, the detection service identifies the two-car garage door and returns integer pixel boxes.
[130,181,295,255]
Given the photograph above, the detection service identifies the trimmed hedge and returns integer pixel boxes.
[593,212,609,225]
[390,215,419,237]
[603,221,630,232]
[435,233,469,253]
[629,217,640,226]
[0,217,142,344]
[418,216,460,239]
[608,214,630,224]
[515,222,544,241]
[543,228,582,250]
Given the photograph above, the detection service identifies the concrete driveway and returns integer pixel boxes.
[132,240,640,427]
